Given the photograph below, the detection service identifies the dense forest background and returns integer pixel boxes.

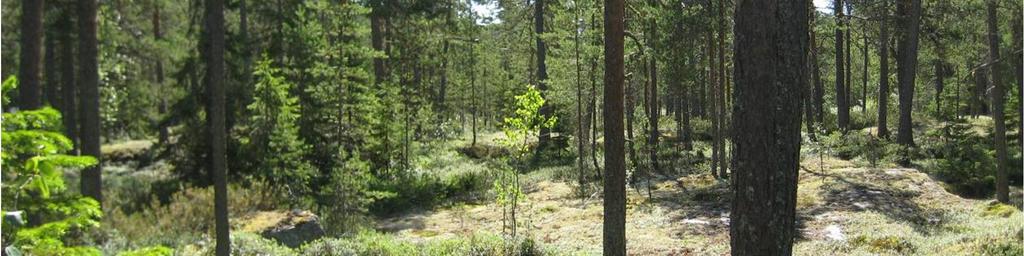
[1,0,1022,255]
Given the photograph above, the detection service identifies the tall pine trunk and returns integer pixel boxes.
[61,13,78,154]
[1012,7,1023,146]
[78,0,103,204]
[154,4,169,144]
[895,0,923,147]
[730,0,808,253]
[810,2,824,125]
[647,16,660,173]
[203,0,230,253]
[878,4,890,138]
[834,0,849,131]
[716,0,728,178]
[986,0,1009,203]
[602,0,627,253]
[18,0,44,110]
[536,0,552,148]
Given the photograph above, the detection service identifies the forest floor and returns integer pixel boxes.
[377,132,1023,255]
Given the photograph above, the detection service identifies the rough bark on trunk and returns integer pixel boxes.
[895,0,922,147]
[203,0,230,253]
[986,0,1009,203]
[19,0,45,110]
[730,0,808,254]
[44,33,59,108]
[371,9,386,85]
[78,0,103,205]
[878,5,890,138]
[536,0,552,148]
[61,13,78,154]
[835,0,849,131]
[602,0,626,253]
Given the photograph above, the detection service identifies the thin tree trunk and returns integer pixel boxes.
[878,5,890,138]
[895,0,922,147]
[986,0,1009,203]
[935,61,944,117]
[471,46,478,147]
[647,15,660,174]
[834,0,849,131]
[716,0,728,178]
[590,57,603,178]
[154,3,170,144]
[846,22,853,114]
[78,0,103,205]
[203,0,230,252]
[18,0,45,110]
[60,13,77,154]
[810,2,824,125]
[1012,7,1023,147]
[730,0,807,254]
[862,34,868,116]
[602,0,627,253]
[575,4,587,189]
[708,27,720,178]
[536,0,552,149]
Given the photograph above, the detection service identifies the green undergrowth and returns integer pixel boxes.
[180,230,569,256]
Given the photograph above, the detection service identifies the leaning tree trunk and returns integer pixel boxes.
[895,0,923,147]
[18,0,45,110]
[602,0,627,254]
[730,0,808,254]
[986,0,1009,204]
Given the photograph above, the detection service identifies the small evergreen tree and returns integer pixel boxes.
[244,57,315,204]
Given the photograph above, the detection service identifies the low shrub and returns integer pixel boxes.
[182,232,296,256]
[370,168,490,216]
[922,122,998,197]
[819,131,900,165]
[982,202,1019,218]
[104,182,283,250]
[115,246,173,256]
[298,231,546,256]
[850,235,915,254]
